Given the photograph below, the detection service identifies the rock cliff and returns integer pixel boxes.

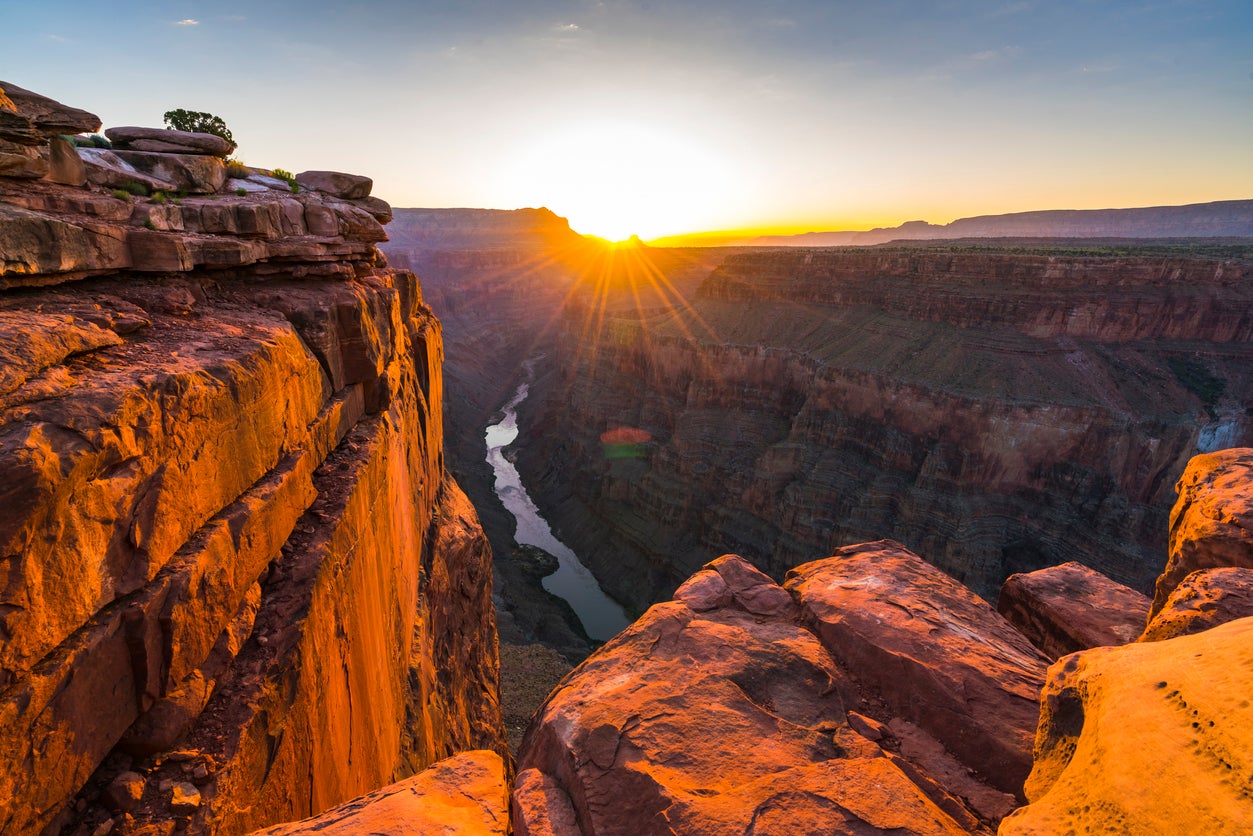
[0,82,504,835]
[517,247,1253,609]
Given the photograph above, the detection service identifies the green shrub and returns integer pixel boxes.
[121,180,150,197]
[70,134,112,148]
[225,159,250,179]
[150,191,167,205]
[143,218,156,230]
[111,189,131,201]
[236,187,248,196]
[269,168,300,192]
[163,109,235,153]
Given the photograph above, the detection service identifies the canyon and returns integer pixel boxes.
[512,246,1252,611]
[2,81,1253,835]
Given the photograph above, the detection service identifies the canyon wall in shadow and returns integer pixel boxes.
[514,246,1253,610]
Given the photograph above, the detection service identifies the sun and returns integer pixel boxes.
[501,119,739,241]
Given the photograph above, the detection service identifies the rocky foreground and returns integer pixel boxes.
[257,448,1253,835]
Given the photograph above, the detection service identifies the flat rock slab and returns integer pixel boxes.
[0,80,100,139]
[997,561,1150,659]
[1140,566,1253,641]
[296,169,372,199]
[785,540,1049,798]
[1001,617,1253,834]
[1152,448,1253,617]
[250,750,509,835]
[106,126,233,156]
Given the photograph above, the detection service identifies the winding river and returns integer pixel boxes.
[485,373,630,642]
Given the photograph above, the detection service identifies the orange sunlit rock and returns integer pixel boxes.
[1001,617,1253,834]
[0,82,504,835]
[997,561,1150,659]
[514,546,1055,833]
[1151,447,1253,618]
[250,750,509,836]
[1140,567,1253,641]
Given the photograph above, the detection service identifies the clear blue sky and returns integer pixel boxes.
[4,1,1252,238]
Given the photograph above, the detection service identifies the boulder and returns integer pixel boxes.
[45,135,86,186]
[350,195,392,223]
[785,540,1049,798]
[0,80,100,138]
[1000,617,1253,834]
[78,147,177,193]
[111,150,226,194]
[0,144,47,179]
[514,553,991,834]
[296,169,372,199]
[102,771,145,813]
[997,561,1150,658]
[1139,567,1253,641]
[105,126,233,156]
[249,750,508,836]
[1151,448,1253,618]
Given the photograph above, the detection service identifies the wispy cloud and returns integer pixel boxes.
[174,19,200,26]
[556,22,580,32]
[46,34,68,42]
[969,45,1022,62]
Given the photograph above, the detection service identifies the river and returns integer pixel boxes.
[484,373,631,642]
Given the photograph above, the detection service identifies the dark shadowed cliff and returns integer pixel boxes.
[515,247,1253,608]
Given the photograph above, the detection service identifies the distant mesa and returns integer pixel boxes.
[739,199,1253,246]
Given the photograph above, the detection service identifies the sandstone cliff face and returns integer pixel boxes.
[0,84,503,835]
[517,248,1253,609]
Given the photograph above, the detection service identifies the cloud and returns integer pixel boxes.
[174,19,200,26]
[969,45,1022,62]
[556,22,580,32]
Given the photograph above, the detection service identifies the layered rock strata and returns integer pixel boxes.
[518,248,1253,609]
[996,562,1150,658]
[0,84,504,835]
[514,543,1048,834]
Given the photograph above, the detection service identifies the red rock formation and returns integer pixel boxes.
[1140,566,1253,641]
[1150,447,1253,617]
[514,545,1048,834]
[996,562,1150,659]
[785,542,1048,800]
[249,750,509,836]
[1000,617,1253,834]
[0,84,504,835]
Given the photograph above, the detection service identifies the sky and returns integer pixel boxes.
[4,0,1253,240]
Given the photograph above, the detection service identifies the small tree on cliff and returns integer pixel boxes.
[162,109,236,153]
